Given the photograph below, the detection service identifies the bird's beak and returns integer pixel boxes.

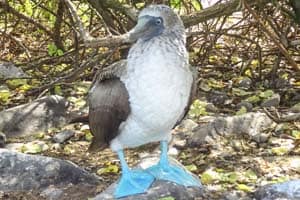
[128,16,151,42]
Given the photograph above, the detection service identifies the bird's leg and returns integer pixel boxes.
[146,140,202,187]
[114,150,155,198]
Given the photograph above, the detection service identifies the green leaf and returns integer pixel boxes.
[21,142,48,154]
[271,147,289,155]
[188,99,208,118]
[48,43,57,56]
[231,56,242,63]
[244,169,257,181]
[209,55,218,63]
[0,89,10,103]
[292,130,300,139]
[271,176,289,183]
[236,106,247,115]
[54,85,63,95]
[232,88,252,96]
[185,164,198,172]
[24,0,33,16]
[57,49,64,56]
[201,169,220,184]
[85,131,93,142]
[97,164,119,175]
[47,43,63,56]
[250,59,259,68]
[170,0,181,9]
[63,145,75,154]
[245,95,261,103]
[259,90,274,99]
[191,0,202,11]
[221,172,238,184]
[244,69,252,77]
[236,184,253,192]
[6,79,27,89]
[158,197,175,200]
[207,78,225,89]
[199,81,211,92]
[34,132,45,139]
[19,84,32,92]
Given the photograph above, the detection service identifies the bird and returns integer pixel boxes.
[88,4,201,198]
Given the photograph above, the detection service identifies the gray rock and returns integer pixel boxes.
[291,93,300,102]
[0,95,69,138]
[4,142,24,151]
[0,132,6,148]
[179,119,198,131]
[207,91,229,105]
[273,78,290,89]
[222,190,252,200]
[188,123,217,147]
[189,112,275,145]
[238,77,252,89]
[0,62,29,79]
[41,187,64,200]
[0,149,100,191]
[254,180,300,200]
[236,101,253,112]
[206,103,219,112]
[290,103,300,113]
[53,130,75,143]
[261,94,280,108]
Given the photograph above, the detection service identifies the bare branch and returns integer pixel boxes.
[86,0,138,22]
[64,0,94,42]
[64,0,130,47]
[243,0,300,71]
[26,51,111,96]
[181,0,271,27]
[0,30,31,59]
[64,0,273,49]
[53,0,65,51]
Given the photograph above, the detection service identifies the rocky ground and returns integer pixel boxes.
[0,103,299,199]
[0,69,299,200]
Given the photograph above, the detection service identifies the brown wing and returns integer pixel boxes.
[88,77,130,152]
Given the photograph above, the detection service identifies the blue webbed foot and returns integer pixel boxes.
[114,150,155,198]
[146,141,201,187]
[114,169,155,198]
[146,161,201,187]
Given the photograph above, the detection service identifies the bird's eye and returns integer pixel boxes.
[156,18,162,25]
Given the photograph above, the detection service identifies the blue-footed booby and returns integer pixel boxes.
[88,4,201,198]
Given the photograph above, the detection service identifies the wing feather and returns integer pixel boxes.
[88,60,129,151]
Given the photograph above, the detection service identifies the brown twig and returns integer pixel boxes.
[263,108,300,123]
[64,0,131,48]
[64,0,273,48]
[26,51,111,96]
[243,0,300,71]
[182,0,271,27]
[0,30,31,58]
[53,0,65,51]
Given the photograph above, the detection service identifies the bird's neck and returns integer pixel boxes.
[128,34,188,69]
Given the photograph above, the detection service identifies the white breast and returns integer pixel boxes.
[110,38,193,151]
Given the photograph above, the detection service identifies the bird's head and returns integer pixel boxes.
[128,5,185,42]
